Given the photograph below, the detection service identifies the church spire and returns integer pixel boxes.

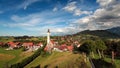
[47,29,50,44]
[48,29,50,33]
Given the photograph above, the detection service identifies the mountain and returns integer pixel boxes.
[107,27,120,36]
[74,30,120,39]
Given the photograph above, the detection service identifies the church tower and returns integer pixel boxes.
[47,29,50,45]
[44,29,54,53]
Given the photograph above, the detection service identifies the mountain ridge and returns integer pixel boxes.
[73,28,120,39]
[107,27,120,36]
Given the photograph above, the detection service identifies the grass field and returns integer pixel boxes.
[93,54,120,68]
[0,47,34,68]
[0,37,14,43]
[25,51,91,68]
[104,57,120,68]
[0,47,119,68]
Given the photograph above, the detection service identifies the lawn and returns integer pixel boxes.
[25,51,91,68]
[0,47,34,68]
[104,57,120,68]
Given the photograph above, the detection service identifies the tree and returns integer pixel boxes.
[78,40,96,58]
[105,40,115,63]
[95,40,107,58]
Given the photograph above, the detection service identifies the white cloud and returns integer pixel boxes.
[97,0,116,7]
[10,14,42,27]
[74,9,82,16]
[53,7,58,12]
[63,1,77,12]
[74,9,92,16]
[50,26,80,35]
[63,1,92,16]
[18,0,40,10]
[66,0,120,31]
[2,9,80,35]
[4,10,69,33]
[73,17,90,24]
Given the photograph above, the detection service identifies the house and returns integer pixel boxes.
[6,42,21,50]
[22,42,34,51]
[67,45,73,52]
[22,42,43,51]
[59,44,68,51]
[0,42,3,45]
[0,42,3,46]
[33,42,43,50]
[37,42,43,47]
[53,44,73,52]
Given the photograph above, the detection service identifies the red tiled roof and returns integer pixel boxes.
[8,42,17,48]
[0,42,3,45]
[37,42,42,46]
[50,40,54,44]
[61,44,67,46]
[67,45,73,51]
[44,46,48,51]
[22,42,33,47]
[59,44,67,50]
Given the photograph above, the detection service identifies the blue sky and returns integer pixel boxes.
[0,0,120,36]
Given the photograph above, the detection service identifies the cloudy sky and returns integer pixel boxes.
[0,0,120,36]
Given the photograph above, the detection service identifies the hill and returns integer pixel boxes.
[73,30,120,39]
[24,52,91,68]
[107,27,120,36]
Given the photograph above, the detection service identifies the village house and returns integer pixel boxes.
[22,42,43,51]
[34,42,43,50]
[53,44,74,52]
[0,42,3,46]
[22,42,34,51]
[5,41,43,51]
[6,42,21,50]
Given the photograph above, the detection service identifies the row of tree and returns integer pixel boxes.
[77,39,106,58]
[76,39,120,63]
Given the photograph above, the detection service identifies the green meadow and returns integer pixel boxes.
[0,47,33,68]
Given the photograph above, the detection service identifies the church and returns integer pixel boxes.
[44,29,55,53]
[44,29,74,53]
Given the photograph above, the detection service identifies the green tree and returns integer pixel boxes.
[79,40,96,58]
[95,40,107,58]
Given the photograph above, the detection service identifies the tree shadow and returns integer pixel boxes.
[92,59,116,68]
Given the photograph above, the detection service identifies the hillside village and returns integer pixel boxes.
[0,29,80,53]
[0,29,120,68]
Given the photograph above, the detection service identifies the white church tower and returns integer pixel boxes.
[44,29,54,53]
[47,29,50,44]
